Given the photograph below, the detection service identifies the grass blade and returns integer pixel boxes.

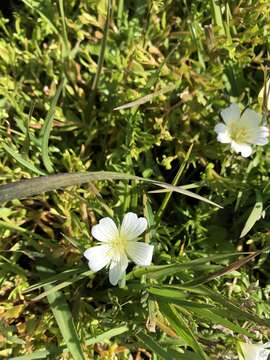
[21,0,60,36]
[85,326,128,345]
[37,265,85,360]
[136,331,173,360]
[2,143,46,176]
[240,191,263,238]
[40,77,65,173]
[32,270,92,301]
[159,302,209,360]
[86,0,111,115]
[113,83,177,111]
[0,171,222,208]
[8,349,51,360]
[157,143,193,220]
[58,0,69,58]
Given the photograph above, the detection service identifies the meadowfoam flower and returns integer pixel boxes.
[84,212,154,286]
[238,341,270,360]
[214,103,269,157]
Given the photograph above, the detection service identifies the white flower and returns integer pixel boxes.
[238,341,270,360]
[214,103,269,157]
[84,212,154,286]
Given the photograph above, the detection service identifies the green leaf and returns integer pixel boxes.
[24,266,87,293]
[8,349,51,360]
[90,0,111,93]
[126,252,249,280]
[187,308,252,337]
[40,78,65,173]
[85,326,129,345]
[2,143,46,176]
[159,302,209,360]
[172,284,270,328]
[32,270,92,301]
[240,191,263,238]
[148,287,214,309]
[21,0,60,35]
[136,331,173,360]
[37,265,85,360]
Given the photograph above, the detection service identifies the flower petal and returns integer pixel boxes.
[214,123,231,143]
[253,126,269,145]
[220,103,241,125]
[241,108,262,126]
[231,141,252,157]
[91,217,119,242]
[109,254,128,286]
[126,241,154,266]
[214,123,226,134]
[84,245,111,272]
[239,342,270,360]
[254,137,269,145]
[120,212,147,241]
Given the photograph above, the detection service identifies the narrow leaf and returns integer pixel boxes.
[136,331,173,360]
[159,302,209,360]
[85,326,129,345]
[114,83,176,111]
[37,265,85,360]
[2,143,46,176]
[240,191,263,238]
[41,78,65,173]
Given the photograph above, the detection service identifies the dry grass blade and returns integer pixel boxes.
[0,171,222,208]
[186,251,262,287]
[113,83,176,111]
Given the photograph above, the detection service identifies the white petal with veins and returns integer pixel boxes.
[126,242,154,266]
[120,212,148,241]
[84,245,111,272]
[91,217,118,242]
[109,254,129,285]
[220,103,241,124]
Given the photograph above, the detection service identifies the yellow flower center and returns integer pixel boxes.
[229,123,250,143]
[108,234,128,260]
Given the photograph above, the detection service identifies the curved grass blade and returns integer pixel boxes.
[24,266,87,293]
[159,302,209,360]
[2,143,46,176]
[41,77,65,173]
[126,252,254,281]
[183,250,261,287]
[148,287,252,337]
[32,269,92,301]
[0,171,222,208]
[240,191,263,238]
